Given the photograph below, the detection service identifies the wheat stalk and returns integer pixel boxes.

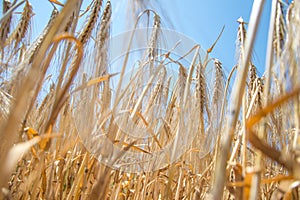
[11,9,58,133]
[211,1,265,199]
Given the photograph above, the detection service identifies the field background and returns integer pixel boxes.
[0,0,300,199]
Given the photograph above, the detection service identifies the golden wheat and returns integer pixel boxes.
[1,0,300,199]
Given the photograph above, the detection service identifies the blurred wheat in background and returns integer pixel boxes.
[0,0,300,199]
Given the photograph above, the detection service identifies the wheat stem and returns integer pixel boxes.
[211,1,265,199]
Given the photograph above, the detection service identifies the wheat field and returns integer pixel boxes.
[0,0,300,199]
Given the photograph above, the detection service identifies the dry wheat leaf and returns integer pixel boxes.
[5,137,41,171]
[49,0,64,6]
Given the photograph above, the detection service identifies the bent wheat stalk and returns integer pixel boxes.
[41,34,83,150]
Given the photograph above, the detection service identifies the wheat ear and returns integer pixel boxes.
[6,0,33,50]
[95,0,111,76]
[0,0,12,48]
[97,0,111,50]
[248,63,257,103]
[212,59,224,107]
[27,9,59,63]
[148,14,161,60]
[273,2,285,58]
[78,0,102,45]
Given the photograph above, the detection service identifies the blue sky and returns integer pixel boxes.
[110,0,273,75]
[166,0,272,75]
[2,0,281,75]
